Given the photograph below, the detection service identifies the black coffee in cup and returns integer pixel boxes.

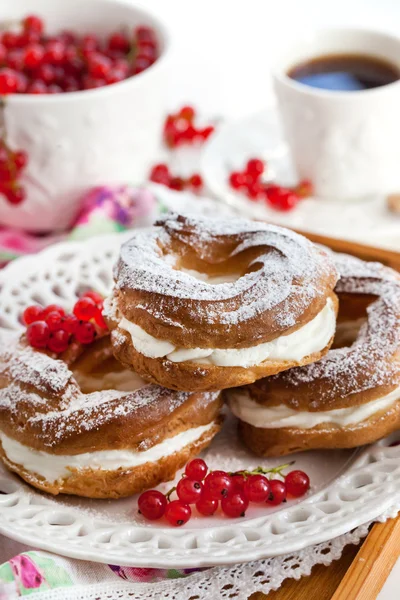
[287,53,400,91]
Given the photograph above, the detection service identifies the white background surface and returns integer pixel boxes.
[139,0,400,597]
[143,0,400,116]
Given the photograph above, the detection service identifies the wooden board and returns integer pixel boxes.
[248,231,400,600]
[248,517,400,600]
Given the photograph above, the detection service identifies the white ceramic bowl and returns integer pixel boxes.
[0,0,170,232]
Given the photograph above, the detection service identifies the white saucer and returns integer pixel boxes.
[201,109,400,252]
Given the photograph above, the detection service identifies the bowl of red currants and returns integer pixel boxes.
[0,0,170,232]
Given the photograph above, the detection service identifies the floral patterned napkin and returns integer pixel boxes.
[0,545,200,599]
[0,185,156,266]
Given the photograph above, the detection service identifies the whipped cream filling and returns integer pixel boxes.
[227,386,400,429]
[119,298,336,368]
[0,423,214,484]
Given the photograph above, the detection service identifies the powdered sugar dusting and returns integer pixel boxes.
[2,338,72,396]
[267,253,400,406]
[0,332,219,448]
[114,213,337,330]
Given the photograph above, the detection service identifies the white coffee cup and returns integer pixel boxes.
[272,29,400,201]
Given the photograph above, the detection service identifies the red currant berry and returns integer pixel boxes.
[88,53,112,78]
[47,83,63,94]
[247,182,263,201]
[0,44,6,64]
[45,310,64,332]
[133,56,152,74]
[42,305,65,319]
[83,76,105,90]
[189,174,203,190]
[246,158,264,179]
[276,190,299,211]
[229,171,247,190]
[63,76,80,92]
[198,125,214,141]
[135,26,156,45]
[23,44,45,69]
[26,321,50,349]
[5,50,24,71]
[23,305,43,325]
[138,490,167,520]
[108,32,130,53]
[73,297,97,321]
[266,187,298,212]
[23,15,44,35]
[179,105,195,122]
[82,291,103,307]
[28,80,48,94]
[169,177,185,191]
[75,321,96,344]
[113,58,129,75]
[14,151,28,171]
[221,491,249,518]
[285,470,310,498]
[176,478,203,504]
[294,179,313,198]
[266,480,287,506]
[19,30,40,46]
[263,185,280,205]
[44,40,66,65]
[196,495,218,516]
[1,32,19,50]
[185,458,208,481]
[149,163,170,185]
[0,68,19,94]
[61,314,79,335]
[105,68,126,85]
[244,475,271,503]
[6,186,26,204]
[181,124,197,143]
[81,34,99,54]
[136,46,156,62]
[93,311,108,330]
[163,115,179,147]
[165,500,191,527]
[203,471,233,500]
[60,30,77,45]
[47,329,70,353]
[230,473,246,492]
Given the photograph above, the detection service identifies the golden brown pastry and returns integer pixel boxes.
[0,333,222,498]
[106,213,338,391]
[227,253,400,456]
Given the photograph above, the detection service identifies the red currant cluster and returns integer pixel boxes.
[138,458,310,526]
[149,163,203,192]
[0,14,158,94]
[0,140,28,204]
[163,106,214,148]
[229,158,313,212]
[23,291,107,354]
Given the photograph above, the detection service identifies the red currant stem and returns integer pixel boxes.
[229,461,296,478]
[126,34,137,67]
[165,486,176,502]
